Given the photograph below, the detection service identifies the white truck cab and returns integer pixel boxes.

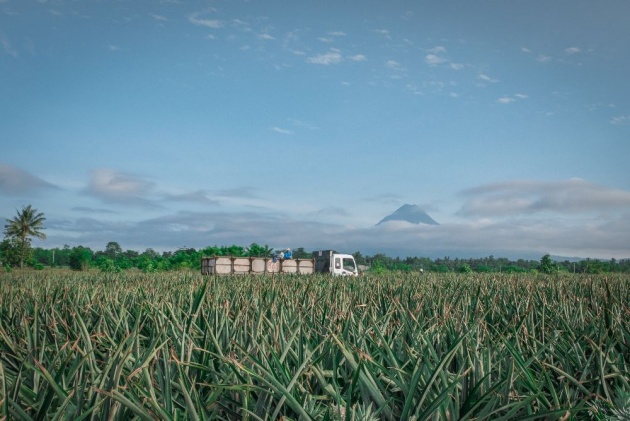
[314,250,359,276]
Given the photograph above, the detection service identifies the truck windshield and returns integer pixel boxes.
[342,258,356,272]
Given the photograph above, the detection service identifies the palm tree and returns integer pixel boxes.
[4,205,46,268]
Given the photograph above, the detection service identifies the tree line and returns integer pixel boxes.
[4,242,628,274]
[3,205,629,273]
[358,252,630,274]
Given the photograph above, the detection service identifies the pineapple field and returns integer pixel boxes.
[0,271,628,420]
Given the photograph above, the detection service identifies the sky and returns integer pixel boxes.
[1,0,629,260]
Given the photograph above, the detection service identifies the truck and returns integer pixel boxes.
[201,250,358,276]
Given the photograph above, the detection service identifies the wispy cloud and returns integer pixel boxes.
[385,60,403,69]
[496,97,515,104]
[85,168,159,207]
[536,54,552,63]
[216,187,260,199]
[271,126,293,135]
[496,93,528,104]
[164,190,220,206]
[564,46,581,55]
[306,50,343,65]
[459,179,630,217]
[258,33,275,40]
[424,46,448,66]
[312,207,351,217]
[189,10,223,29]
[373,29,390,38]
[478,74,499,83]
[348,54,366,61]
[424,54,445,65]
[0,31,17,57]
[72,206,118,214]
[0,164,57,195]
[610,115,629,125]
[385,60,407,79]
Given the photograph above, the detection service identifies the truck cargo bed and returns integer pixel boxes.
[201,256,315,275]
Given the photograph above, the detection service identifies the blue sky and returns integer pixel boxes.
[1,0,629,259]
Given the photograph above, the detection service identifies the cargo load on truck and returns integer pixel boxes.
[201,256,314,275]
[201,250,358,276]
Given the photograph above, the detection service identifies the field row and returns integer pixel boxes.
[0,272,628,420]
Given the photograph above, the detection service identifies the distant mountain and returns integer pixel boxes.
[377,204,439,226]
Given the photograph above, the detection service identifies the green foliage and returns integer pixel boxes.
[582,259,609,274]
[104,241,123,258]
[433,264,449,273]
[34,245,73,267]
[539,254,556,274]
[369,260,387,274]
[3,204,46,268]
[97,257,122,273]
[69,246,93,271]
[292,247,311,259]
[169,248,199,270]
[352,250,365,265]
[142,262,158,273]
[503,265,528,273]
[0,236,24,268]
[246,242,273,257]
[588,387,630,420]
[458,263,473,273]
